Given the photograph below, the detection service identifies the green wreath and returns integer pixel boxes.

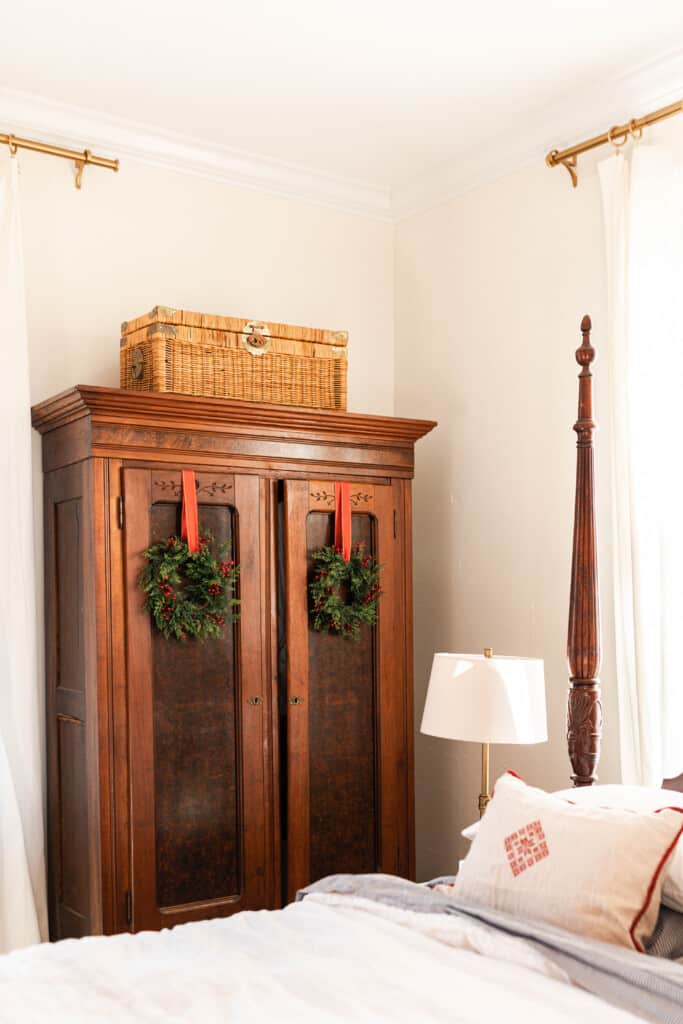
[140,531,240,641]
[309,542,382,641]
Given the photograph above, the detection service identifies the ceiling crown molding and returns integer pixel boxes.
[391,48,683,221]
[0,86,393,221]
[2,48,683,224]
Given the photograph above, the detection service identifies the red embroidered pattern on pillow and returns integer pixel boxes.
[504,820,549,877]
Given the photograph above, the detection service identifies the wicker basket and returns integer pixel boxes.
[120,306,348,410]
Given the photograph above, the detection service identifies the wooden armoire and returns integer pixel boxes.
[31,386,435,940]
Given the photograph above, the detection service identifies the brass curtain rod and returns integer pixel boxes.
[546,98,683,188]
[0,131,119,189]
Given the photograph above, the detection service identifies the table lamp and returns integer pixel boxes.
[420,648,547,816]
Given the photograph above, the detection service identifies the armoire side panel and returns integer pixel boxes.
[54,500,84,693]
[56,718,89,920]
[306,512,377,881]
[44,460,100,940]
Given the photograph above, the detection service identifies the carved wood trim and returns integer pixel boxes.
[349,489,374,508]
[152,477,181,497]
[151,471,235,505]
[567,315,601,786]
[308,482,377,512]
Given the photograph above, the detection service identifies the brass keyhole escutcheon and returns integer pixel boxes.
[288,696,304,705]
[242,320,272,356]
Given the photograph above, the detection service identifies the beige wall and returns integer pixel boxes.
[20,155,394,411]
[395,151,620,880]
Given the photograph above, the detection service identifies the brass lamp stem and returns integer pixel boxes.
[479,646,493,816]
[479,742,490,817]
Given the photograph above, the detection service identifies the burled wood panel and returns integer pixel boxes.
[150,501,240,908]
[306,512,377,881]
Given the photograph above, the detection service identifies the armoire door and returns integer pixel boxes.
[283,479,412,901]
[122,468,275,930]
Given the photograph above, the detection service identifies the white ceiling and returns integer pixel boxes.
[3,1,683,217]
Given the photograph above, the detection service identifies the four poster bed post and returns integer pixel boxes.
[566,315,683,792]
[567,315,602,786]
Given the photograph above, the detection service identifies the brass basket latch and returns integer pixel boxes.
[242,320,271,356]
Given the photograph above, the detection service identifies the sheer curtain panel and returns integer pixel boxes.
[0,152,47,951]
[599,143,683,786]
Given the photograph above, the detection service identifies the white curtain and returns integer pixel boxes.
[0,152,47,950]
[600,143,683,787]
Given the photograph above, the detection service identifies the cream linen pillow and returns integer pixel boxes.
[456,772,683,951]
[553,784,683,914]
[462,782,683,914]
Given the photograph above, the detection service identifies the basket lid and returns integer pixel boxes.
[121,306,348,348]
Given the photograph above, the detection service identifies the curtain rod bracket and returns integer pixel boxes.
[74,149,92,190]
[546,150,578,188]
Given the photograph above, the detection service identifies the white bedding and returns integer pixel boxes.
[0,895,645,1023]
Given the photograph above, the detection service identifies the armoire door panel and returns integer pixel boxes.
[123,469,272,930]
[150,501,240,909]
[306,512,377,882]
[284,478,409,901]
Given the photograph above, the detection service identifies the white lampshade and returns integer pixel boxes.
[421,652,547,745]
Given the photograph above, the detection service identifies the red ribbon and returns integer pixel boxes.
[180,470,199,554]
[334,482,352,562]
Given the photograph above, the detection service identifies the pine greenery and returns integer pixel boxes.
[309,542,382,641]
[140,532,239,641]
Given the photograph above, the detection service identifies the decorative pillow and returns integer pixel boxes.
[463,783,683,915]
[455,772,683,951]
[554,785,683,915]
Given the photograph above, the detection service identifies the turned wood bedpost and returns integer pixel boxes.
[567,315,602,786]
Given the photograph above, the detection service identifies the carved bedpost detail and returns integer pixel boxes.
[567,315,602,786]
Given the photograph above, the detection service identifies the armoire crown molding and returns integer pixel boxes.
[31,384,436,446]
[31,385,437,479]
[3,48,683,223]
